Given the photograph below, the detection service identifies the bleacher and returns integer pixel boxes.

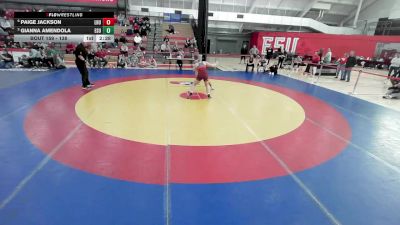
[161,23,194,38]
[1,11,200,69]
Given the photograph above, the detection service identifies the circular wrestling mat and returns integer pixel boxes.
[75,78,305,146]
[24,75,351,184]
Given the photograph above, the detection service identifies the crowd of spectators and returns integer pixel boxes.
[117,14,151,38]
[242,45,400,99]
[0,43,66,69]
[80,39,158,69]
[159,35,196,56]
[0,8,197,70]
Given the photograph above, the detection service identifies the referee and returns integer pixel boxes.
[74,42,93,89]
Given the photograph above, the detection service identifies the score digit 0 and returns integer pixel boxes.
[102,26,114,34]
[102,18,115,26]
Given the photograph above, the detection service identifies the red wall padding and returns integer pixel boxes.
[250,32,400,58]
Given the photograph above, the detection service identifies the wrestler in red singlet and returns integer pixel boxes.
[195,61,209,81]
[188,59,217,99]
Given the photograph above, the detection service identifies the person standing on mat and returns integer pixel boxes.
[74,42,93,89]
[188,56,217,99]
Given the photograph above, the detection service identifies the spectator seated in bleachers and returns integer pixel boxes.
[171,41,179,52]
[129,15,151,38]
[161,42,169,53]
[4,35,15,48]
[166,24,175,34]
[154,43,160,54]
[54,53,66,69]
[43,46,56,68]
[140,24,147,37]
[95,48,108,68]
[142,16,149,22]
[163,35,170,44]
[135,47,144,58]
[145,20,151,32]
[103,41,115,49]
[117,53,127,68]
[17,55,30,68]
[133,23,140,34]
[148,56,157,68]
[0,48,14,69]
[126,27,134,36]
[128,52,139,67]
[184,38,191,48]
[119,35,127,44]
[120,43,128,55]
[66,43,75,54]
[133,16,139,25]
[138,56,149,68]
[139,44,146,52]
[28,46,42,67]
[133,33,142,47]
[191,37,197,49]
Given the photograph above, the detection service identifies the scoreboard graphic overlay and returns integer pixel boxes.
[13,12,115,43]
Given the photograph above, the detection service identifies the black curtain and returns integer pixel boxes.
[197,0,208,60]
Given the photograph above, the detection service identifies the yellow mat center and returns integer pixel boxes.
[75,78,305,146]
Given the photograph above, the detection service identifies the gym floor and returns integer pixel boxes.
[0,68,399,225]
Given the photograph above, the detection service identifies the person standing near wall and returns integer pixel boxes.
[303,51,320,75]
[239,44,248,64]
[249,45,259,58]
[341,51,357,82]
[336,53,348,78]
[266,47,273,65]
[318,48,324,62]
[277,50,286,69]
[323,48,332,64]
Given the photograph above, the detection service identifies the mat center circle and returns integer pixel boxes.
[75,78,305,146]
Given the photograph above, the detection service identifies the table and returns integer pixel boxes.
[166,57,196,70]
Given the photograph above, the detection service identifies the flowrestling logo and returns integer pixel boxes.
[262,36,300,54]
